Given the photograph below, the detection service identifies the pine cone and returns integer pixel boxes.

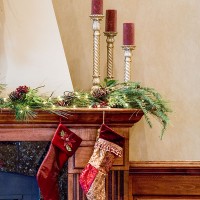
[91,87,109,99]
[63,91,75,106]
[16,86,29,94]
[9,91,21,101]
[9,86,29,102]
[57,100,66,107]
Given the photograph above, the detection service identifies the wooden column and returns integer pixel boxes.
[0,108,143,200]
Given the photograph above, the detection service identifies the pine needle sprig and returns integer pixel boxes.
[134,98,153,128]
[14,104,37,121]
[108,90,128,108]
[24,88,45,109]
[69,91,93,108]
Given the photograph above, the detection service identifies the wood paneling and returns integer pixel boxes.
[67,127,130,200]
[68,170,128,200]
[68,127,129,173]
[129,161,200,200]
[133,196,200,200]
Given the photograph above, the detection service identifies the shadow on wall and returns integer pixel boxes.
[0,0,7,82]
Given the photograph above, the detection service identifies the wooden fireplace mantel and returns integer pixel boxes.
[0,108,143,141]
[0,108,143,200]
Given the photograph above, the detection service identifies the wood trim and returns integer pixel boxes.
[0,108,143,141]
[0,108,143,126]
[130,161,200,169]
[132,196,200,200]
[129,161,200,199]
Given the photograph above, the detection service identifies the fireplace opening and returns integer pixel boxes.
[0,142,68,200]
[0,171,39,200]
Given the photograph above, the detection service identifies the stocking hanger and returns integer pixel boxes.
[59,117,62,124]
[103,111,105,124]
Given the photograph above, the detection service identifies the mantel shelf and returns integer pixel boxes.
[0,108,143,141]
[0,108,143,126]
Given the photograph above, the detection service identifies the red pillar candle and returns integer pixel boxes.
[105,10,117,32]
[123,23,135,45]
[91,0,103,15]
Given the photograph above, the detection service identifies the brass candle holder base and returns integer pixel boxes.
[104,32,117,79]
[122,45,136,82]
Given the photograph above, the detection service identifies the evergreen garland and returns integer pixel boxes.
[90,79,171,138]
[0,80,171,138]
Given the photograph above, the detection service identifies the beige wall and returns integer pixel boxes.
[53,0,200,161]
[0,0,73,96]
[0,0,199,161]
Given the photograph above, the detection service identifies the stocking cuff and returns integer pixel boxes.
[99,124,124,147]
[52,124,82,156]
[95,138,123,157]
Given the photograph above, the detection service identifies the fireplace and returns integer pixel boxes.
[0,108,143,200]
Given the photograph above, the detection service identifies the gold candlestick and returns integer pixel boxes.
[90,14,104,91]
[104,32,117,79]
[122,45,136,82]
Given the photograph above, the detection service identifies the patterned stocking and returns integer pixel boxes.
[79,124,124,200]
[37,124,82,200]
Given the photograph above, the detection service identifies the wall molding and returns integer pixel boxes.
[129,161,200,199]
[130,161,200,173]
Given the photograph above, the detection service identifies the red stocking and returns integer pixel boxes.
[36,124,82,200]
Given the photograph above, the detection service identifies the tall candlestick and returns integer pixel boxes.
[123,23,135,45]
[122,45,135,82]
[105,10,117,32]
[90,0,104,91]
[91,0,103,15]
[122,23,135,82]
[90,13,104,91]
[104,32,117,79]
[104,10,117,79]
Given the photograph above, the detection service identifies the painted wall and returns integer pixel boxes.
[0,0,73,95]
[53,0,200,161]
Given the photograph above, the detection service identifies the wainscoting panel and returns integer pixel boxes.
[132,196,200,200]
[129,161,200,200]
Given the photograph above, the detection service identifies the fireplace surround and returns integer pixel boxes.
[0,108,143,200]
